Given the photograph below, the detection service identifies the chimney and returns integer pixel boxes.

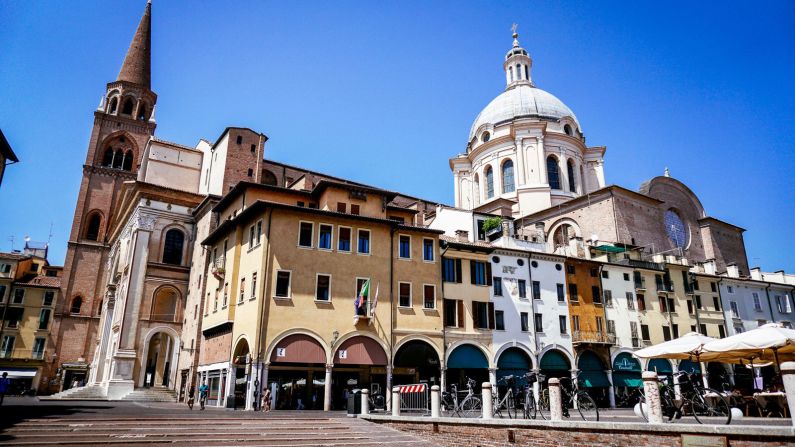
[750,267,763,281]
[726,263,740,278]
[703,259,717,275]
[501,220,512,237]
[455,230,469,243]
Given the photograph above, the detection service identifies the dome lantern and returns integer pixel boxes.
[503,24,533,89]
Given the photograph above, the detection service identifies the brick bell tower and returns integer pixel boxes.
[54,1,156,388]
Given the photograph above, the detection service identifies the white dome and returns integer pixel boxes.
[469,85,579,141]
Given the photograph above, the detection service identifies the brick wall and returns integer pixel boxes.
[364,417,795,447]
[200,328,232,365]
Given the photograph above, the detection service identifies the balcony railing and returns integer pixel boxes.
[572,330,616,345]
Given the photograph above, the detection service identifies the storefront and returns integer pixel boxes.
[267,334,326,410]
[0,367,38,394]
[332,336,388,410]
[577,351,610,407]
[496,347,532,386]
[446,344,489,391]
[393,340,440,387]
[539,349,571,382]
[60,361,89,391]
[612,353,642,407]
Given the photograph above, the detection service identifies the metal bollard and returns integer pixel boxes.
[482,382,493,420]
[392,386,401,416]
[431,385,440,418]
[361,388,369,416]
[549,378,562,421]
[642,371,663,424]
[781,361,795,427]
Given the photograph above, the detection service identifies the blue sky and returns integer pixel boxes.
[1,1,793,272]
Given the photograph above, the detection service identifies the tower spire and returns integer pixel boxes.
[503,23,533,89]
[117,1,152,88]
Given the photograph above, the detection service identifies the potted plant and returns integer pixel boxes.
[482,217,503,236]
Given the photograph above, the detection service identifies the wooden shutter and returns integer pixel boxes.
[486,263,492,286]
[472,302,480,328]
[455,259,462,283]
[470,260,476,284]
[457,300,464,328]
[487,302,495,329]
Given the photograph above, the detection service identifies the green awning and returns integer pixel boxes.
[540,350,570,371]
[498,349,531,370]
[447,344,488,369]
[579,370,610,388]
[594,245,626,253]
[613,353,642,373]
[648,358,673,375]
[613,372,643,388]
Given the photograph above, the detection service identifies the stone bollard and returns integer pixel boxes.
[781,361,795,427]
[642,371,663,424]
[481,382,493,420]
[549,378,563,421]
[361,388,369,416]
[431,385,440,418]
[392,386,401,416]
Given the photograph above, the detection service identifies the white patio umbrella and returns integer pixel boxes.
[634,332,718,360]
[701,323,795,366]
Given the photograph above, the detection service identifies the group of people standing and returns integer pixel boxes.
[186,381,273,412]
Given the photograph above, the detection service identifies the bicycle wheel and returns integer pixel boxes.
[506,394,517,419]
[637,394,648,422]
[576,392,599,421]
[462,396,482,418]
[692,389,732,425]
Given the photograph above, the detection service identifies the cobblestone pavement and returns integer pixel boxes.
[0,397,435,446]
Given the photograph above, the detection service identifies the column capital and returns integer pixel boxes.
[325,364,334,372]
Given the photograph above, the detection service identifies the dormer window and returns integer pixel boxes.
[564,124,573,136]
[481,131,490,143]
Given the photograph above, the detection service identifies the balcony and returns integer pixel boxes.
[634,279,646,291]
[572,330,616,345]
[617,259,665,271]
[211,256,226,279]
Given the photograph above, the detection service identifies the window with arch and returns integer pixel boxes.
[481,131,490,143]
[485,166,495,199]
[547,156,561,190]
[162,229,185,265]
[102,148,114,167]
[509,66,514,82]
[260,170,277,186]
[564,124,573,136]
[152,287,178,322]
[122,98,134,115]
[473,173,480,206]
[516,64,522,80]
[137,103,148,121]
[84,213,101,241]
[501,159,515,193]
[108,97,118,114]
[70,296,83,315]
[123,150,133,171]
[113,149,124,169]
[567,159,577,193]
[524,65,529,80]
[553,224,575,248]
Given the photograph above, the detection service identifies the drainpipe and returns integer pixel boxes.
[440,242,449,393]
[690,272,702,334]
[716,278,728,333]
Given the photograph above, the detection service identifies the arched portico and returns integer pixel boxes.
[445,342,492,391]
[393,339,441,387]
[139,326,180,389]
[265,330,329,411]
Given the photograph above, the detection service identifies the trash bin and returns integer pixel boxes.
[347,389,362,416]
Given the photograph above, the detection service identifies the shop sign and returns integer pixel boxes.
[614,357,638,371]
[338,350,348,359]
[276,348,286,357]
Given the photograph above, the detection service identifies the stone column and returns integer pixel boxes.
[532,368,541,403]
[324,364,333,411]
[453,171,461,208]
[430,385,440,418]
[481,382,493,420]
[642,371,663,424]
[606,369,616,408]
[385,365,393,411]
[392,386,401,416]
[780,361,795,426]
[225,365,236,408]
[489,368,497,388]
[440,367,446,394]
[700,362,710,389]
[549,378,562,421]
[246,362,258,411]
[361,388,369,415]
[261,364,270,411]
[672,363,682,401]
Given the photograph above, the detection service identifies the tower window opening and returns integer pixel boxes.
[102,148,114,167]
[525,65,529,80]
[123,150,133,171]
[236,135,243,145]
[113,149,124,169]
[70,296,83,315]
[137,104,147,121]
[509,67,514,82]
[516,64,522,79]
[109,97,118,114]
[567,159,577,193]
[122,98,134,115]
[85,213,101,241]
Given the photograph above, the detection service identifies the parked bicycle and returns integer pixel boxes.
[538,373,599,421]
[639,371,731,425]
[520,371,546,420]
[441,378,482,418]
[493,375,519,418]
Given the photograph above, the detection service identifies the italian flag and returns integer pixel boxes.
[355,279,370,310]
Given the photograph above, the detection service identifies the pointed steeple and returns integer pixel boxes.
[117,1,152,89]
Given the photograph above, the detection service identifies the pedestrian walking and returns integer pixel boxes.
[187,386,195,410]
[198,382,209,410]
[0,372,10,405]
[262,387,271,412]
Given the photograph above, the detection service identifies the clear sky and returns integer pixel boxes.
[1,1,793,272]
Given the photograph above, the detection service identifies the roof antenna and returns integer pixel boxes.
[47,222,54,247]
[8,235,15,251]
